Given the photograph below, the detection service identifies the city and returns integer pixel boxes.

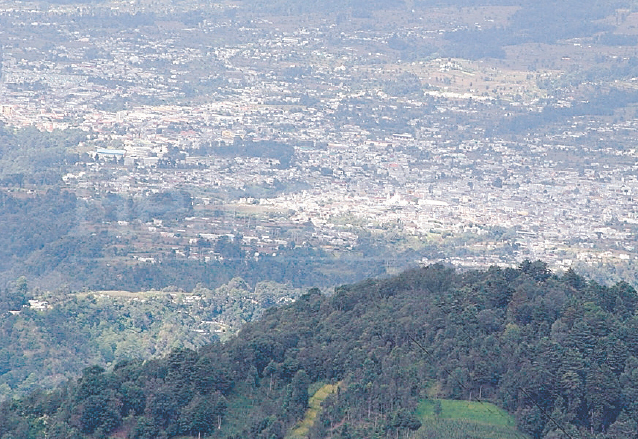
[1,0,638,286]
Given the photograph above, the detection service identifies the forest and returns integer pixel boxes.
[1,262,637,439]
[0,277,300,401]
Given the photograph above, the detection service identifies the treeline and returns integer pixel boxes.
[2,262,638,439]
[0,188,392,292]
[494,88,638,135]
[72,250,385,292]
[442,0,623,59]
[194,139,296,169]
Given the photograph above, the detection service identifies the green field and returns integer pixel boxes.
[415,399,528,439]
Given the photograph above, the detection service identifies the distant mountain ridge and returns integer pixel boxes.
[239,0,625,51]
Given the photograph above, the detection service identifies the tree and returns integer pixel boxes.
[387,409,422,434]
[433,400,442,417]
[179,393,226,435]
[131,416,158,439]
[75,366,110,401]
[585,364,620,432]
[147,389,178,428]
[78,394,122,434]
[285,370,310,419]
[604,412,638,439]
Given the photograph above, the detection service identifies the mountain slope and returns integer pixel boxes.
[0,279,300,400]
[1,262,637,439]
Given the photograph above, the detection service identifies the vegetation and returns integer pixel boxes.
[0,278,300,400]
[0,124,85,186]
[416,399,517,428]
[0,188,387,291]
[1,262,637,439]
[416,418,528,439]
[288,382,340,439]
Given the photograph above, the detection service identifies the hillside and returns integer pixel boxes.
[0,278,300,400]
[1,262,637,439]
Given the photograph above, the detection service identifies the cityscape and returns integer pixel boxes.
[1,0,638,284]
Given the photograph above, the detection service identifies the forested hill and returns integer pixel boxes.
[0,278,301,401]
[2,262,638,439]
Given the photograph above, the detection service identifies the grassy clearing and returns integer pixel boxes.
[417,399,516,427]
[415,399,528,439]
[415,418,529,439]
[287,382,340,439]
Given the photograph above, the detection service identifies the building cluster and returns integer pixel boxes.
[1,0,637,271]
